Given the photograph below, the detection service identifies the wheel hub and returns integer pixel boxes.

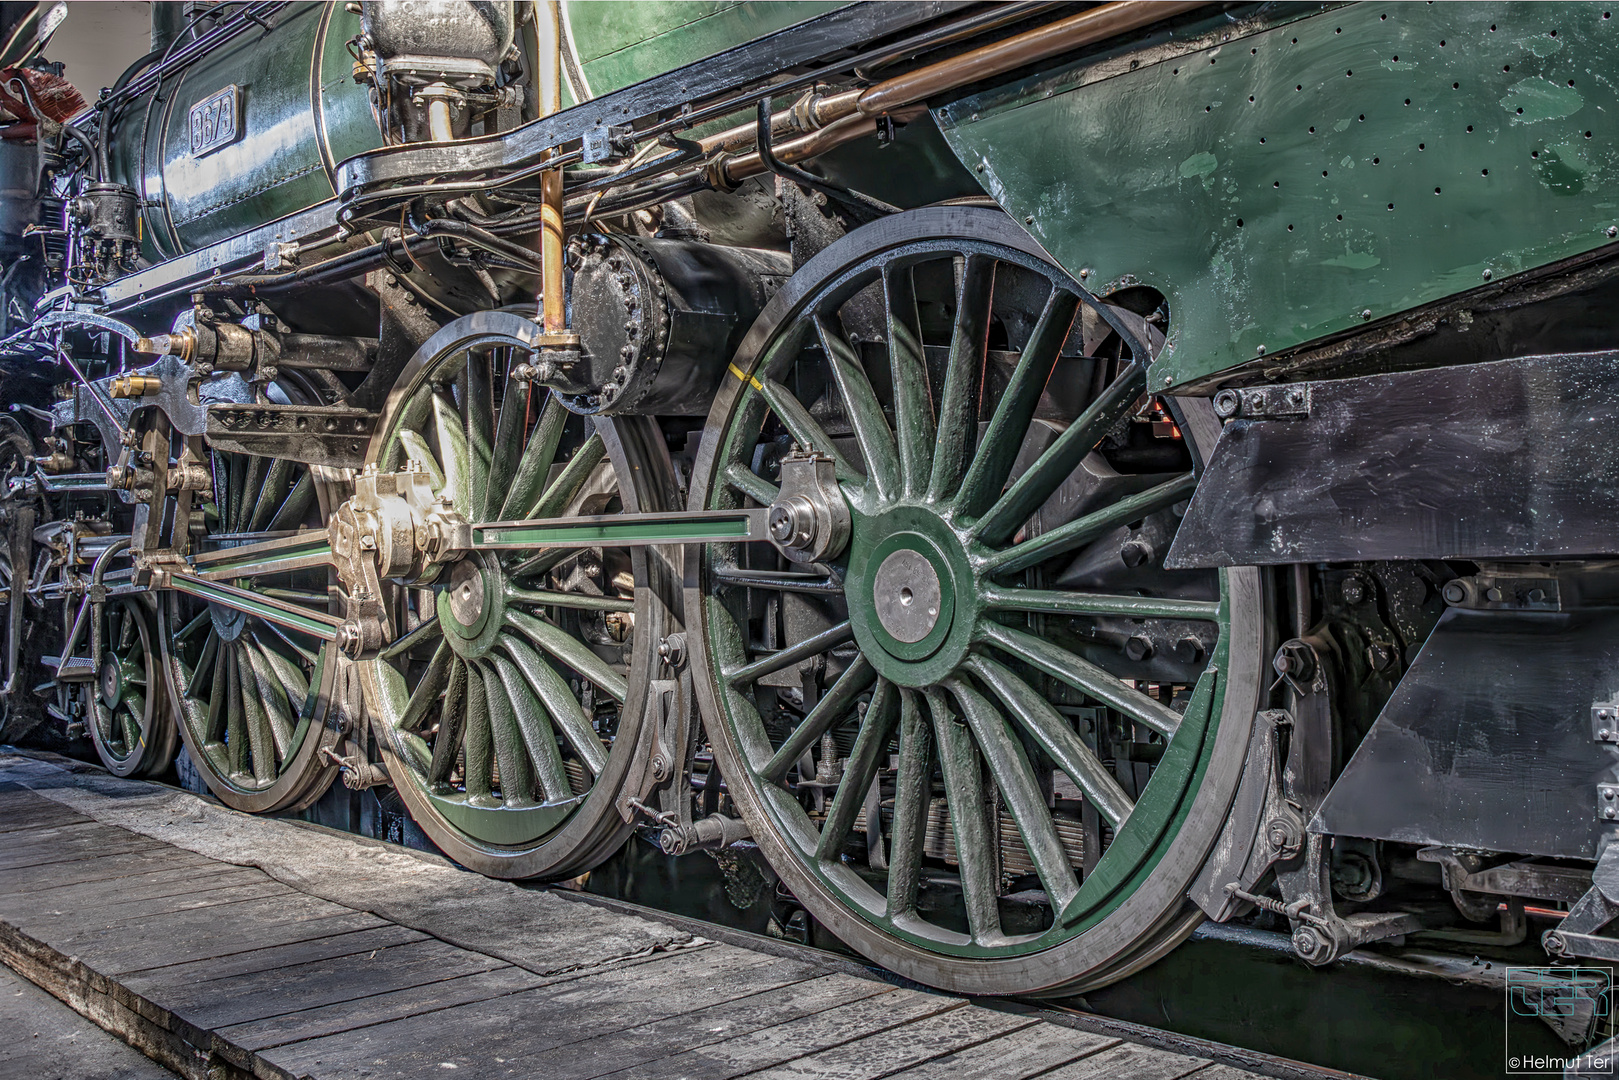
[847,509,968,686]
[872,548,942,643]
[440,555,504,658]
[98,652,124,709]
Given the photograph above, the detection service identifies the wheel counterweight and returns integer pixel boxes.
[685,208,1267,996]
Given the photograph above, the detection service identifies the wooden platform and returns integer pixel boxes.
[0,751,1288,1080]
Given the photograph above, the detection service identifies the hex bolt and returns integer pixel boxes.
[1212,388,1242,417]
[1174,636,1204,664]
[1124,635,1154,662]
[1341,576,1366,604]
[1442,580,1469,605]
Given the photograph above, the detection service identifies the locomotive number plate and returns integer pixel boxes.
[189,84,241,157]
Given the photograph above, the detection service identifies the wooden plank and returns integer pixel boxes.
[880,1020,1121,1079]
[2,879,296,935]
[0,848,221,896]
[122,923,430,987]
[268,947,823,1079]
[1191,1066,1267,1079]
[5,863,266,910]
[0,962,175,1080]
[159,937,510,1030]
[0,822,167,870]
[223,966,552,1053]
[605,988,967,1080]
[1038,1041,1213,1080]
[0,792,92,834]
[61,905,391,976]
[732,1005,1038,1080]
[509,971,897,1080]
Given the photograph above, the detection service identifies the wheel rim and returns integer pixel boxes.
[88,596,176,778]
[159,378,348,813]
[358,311,676,880]
[687,207,1265,995]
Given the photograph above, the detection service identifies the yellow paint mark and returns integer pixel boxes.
[728,363,763,392]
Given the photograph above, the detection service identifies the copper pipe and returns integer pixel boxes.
[537,1,566,335]
[721,107,925,186]
[707,1,1202,178]
[857,0,1205,116]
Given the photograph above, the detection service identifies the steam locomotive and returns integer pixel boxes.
[0,0,1614,1002]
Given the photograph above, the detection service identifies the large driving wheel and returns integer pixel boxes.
[159,379,350,813]
[357,312,678,880]
[686,207,1266,996]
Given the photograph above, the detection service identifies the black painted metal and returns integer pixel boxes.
[1167,351,1619,568]
[1313,606,1619,860]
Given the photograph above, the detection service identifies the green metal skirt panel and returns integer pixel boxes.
[936,2,1619,390]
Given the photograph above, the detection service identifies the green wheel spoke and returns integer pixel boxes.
[966,654,1134,828]
[461,663,497,805]
[380,617,445,660]
[947,676,1079,911]
[529,432,606,520]
[239,639,295,759]
[885,688,932,920]
[977,620,1182,738]
[247,457,294,532]
[266,471,316,533]
[815,677,899,861]
[758,378,860,484]
[498,632,607,776]
[924,688,1003,946]
[432,390,471,514]
[815,311,899,499]
[398,429,447,493]
[225,648,248,774]
[499,394,567,521]
[980,584,1218,622]
[972,365,1148,548]
[504,583,633,613]
[726,621,854,688]
[485,370,529,518]
[483,656,557,805]
[956,287,1080,521]
[928,254,994,502]
[761,653,876,782]
[479,658,539,806]
[399,642,454,733]
[505,608,627,703]
[465,349,495,522]
[724,462,779,507]
[979,471,1197,577]
[883,265,934,500]
[427,658,469,787]
[237,649,278,782]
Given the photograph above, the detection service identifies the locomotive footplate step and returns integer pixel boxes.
[0,751,1285,1080]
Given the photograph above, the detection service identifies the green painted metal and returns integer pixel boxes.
[473,509,761,548]
[107,2,379,258]
[424,789,579,845]
[167,573,343,639]
[562,1,844,98]
[936,1,1619,389]
[696,220,1234,962]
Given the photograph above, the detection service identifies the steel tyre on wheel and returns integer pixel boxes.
[357,311,679,881]
[686,207,1266,996]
